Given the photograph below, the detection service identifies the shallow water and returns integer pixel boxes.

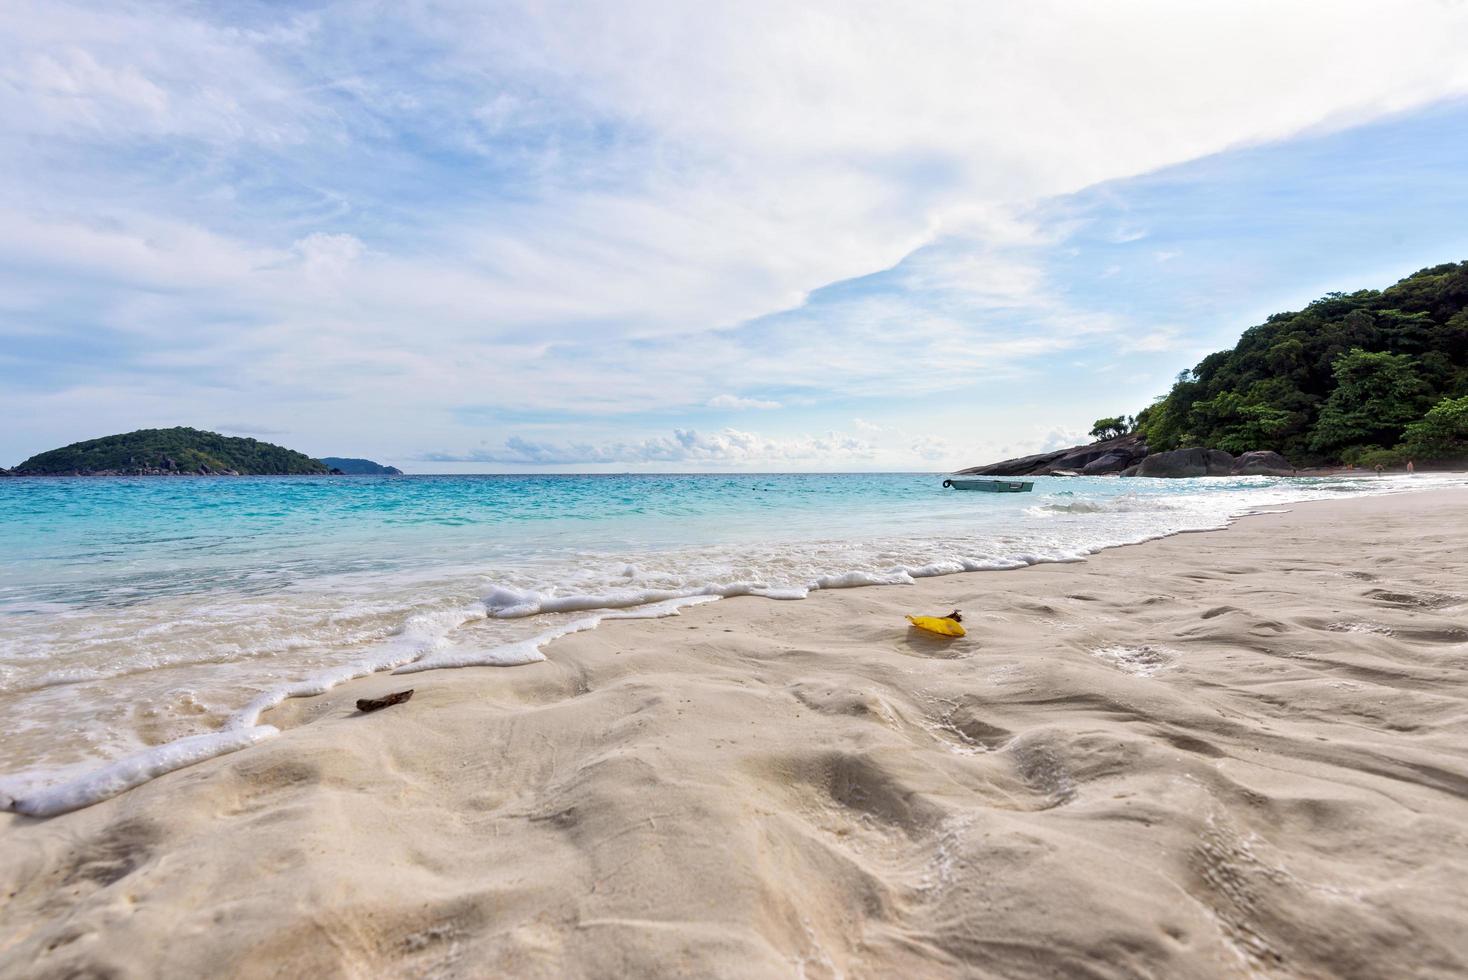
[2,470,1462,811]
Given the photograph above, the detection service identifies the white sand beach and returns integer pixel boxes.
[4,488,1468,979]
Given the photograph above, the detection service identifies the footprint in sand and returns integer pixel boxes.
[1365,589,1463,610]
[1323,621,1394,636]
[1088,645,1179,677]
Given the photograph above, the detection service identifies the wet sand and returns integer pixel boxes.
[3,488,1467,978]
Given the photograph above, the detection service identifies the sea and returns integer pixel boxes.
[2,470,1461,815]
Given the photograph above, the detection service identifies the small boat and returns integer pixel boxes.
[942,478,1034,493]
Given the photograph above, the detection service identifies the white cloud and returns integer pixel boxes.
[1108,226,1149,244]
[293,233,364,282]
[910,435,954,462]
[1131,328,1186,353]
[4,1,1468,465]
[707,394,781,410]
[215,423,290,436]
[0,1,316,144]
[1033,427,1089,454]
[424,428,875,466]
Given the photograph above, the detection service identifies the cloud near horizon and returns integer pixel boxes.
[423,428,876,466]
[706,395,782,411]
[3,1,1468,470]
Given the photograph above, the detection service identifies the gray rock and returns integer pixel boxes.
[1050,446,1116,469]
[957,433,1148,477]
[1120,464,1141,478]
[956,447,1069,477]
[1081,452,1132,475]
[1135,449,1206,478]
[1230,450,1295,476]
[1135,447,1237,478]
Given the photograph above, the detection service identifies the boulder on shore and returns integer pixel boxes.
[1081,452,1132,475]
[957,433,1149,477]
[1204,450,1235,475]
[1231,450,1295,477]
[1131,448,1236,478]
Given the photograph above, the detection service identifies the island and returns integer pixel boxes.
[960,261,1468,476]
[6,427,333,476]
[318,457,404,475]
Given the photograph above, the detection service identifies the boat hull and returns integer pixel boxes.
[942,478,1034,493]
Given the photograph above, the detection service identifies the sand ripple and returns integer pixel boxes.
[4,490,1468,978]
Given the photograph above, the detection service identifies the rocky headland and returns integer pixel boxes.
[958,433,1296,478]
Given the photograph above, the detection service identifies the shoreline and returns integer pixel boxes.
[1,477,1460,818]
[3,477,1449,818]
[4,488,1468,976]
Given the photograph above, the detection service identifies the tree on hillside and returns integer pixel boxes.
[1309,349,1432,455]
[1402,395,1468,459]
[1188,391,1296,454]
[1088,417,1130,441]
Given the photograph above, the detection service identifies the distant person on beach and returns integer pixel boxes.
[1408,460,1416,474]
[1374,463,1384,475]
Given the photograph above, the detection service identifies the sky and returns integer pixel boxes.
[3,1,1468,472]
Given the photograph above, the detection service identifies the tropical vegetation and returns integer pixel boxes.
[319,457,404,475]
[13,427,331,475]
[1125,261,1468,465]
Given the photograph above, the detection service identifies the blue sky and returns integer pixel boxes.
[4,1,1468,471]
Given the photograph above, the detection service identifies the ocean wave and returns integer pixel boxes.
[0,596,734,817]
[0,726,278,818]
[1028,493,1183,516]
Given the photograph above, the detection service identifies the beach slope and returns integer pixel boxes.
[4,490,1468,978]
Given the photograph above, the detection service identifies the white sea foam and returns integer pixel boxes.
[485,582,810,618]
[399,596,718,674]
[816,569,915,588]
[0,597,722,816]
[0,726,278,818]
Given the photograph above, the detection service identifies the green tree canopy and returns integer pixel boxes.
[1402,395,1468,459]
[1308,349,1432,454]
[1135,261,1468,463]
[1089,417,1129,441]
[14,427,330,475]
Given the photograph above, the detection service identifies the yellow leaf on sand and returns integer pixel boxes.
[906,615,966,637]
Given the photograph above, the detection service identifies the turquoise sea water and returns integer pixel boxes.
[2,471,1461,814]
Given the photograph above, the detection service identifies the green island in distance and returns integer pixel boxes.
[318,458,405,476]
[3,427,398,477]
